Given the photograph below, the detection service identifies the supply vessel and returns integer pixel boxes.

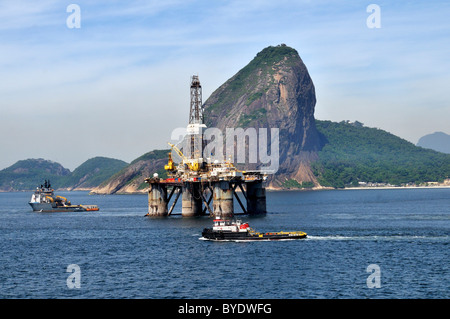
[201,219,307,241]
[29,180,99,212]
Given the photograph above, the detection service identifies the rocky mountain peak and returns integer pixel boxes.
[203,44,324,187]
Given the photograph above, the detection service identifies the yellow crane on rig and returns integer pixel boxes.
[165,143,199,172]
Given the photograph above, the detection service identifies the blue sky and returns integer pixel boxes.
[0,0,449,170]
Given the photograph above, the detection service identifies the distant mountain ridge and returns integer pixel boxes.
[0,157,128,192]
[417,132,450,154]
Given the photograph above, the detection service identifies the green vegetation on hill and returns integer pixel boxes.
[131,149,170,183]
[61,157,128,188]
[238,108,267,127]
[206,44,298,119]
[312,120,450,188]
[282,179,315,189]
[130,149,169,165]
[251,44,298,67]
[96,149,169,191]
[0,159,70,191]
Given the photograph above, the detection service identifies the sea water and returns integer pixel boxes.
[0,188,448,299]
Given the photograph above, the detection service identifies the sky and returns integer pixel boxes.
[0,0,449,170]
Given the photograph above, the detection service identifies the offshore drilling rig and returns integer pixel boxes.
[145,76,267,218]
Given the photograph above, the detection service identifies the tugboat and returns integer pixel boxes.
[29,180,99,212]
[201,219,307,241]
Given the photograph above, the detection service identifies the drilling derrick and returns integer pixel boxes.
[189,75,203,125]
[187,75,206,161]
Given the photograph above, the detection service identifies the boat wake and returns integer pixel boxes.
[199,234,449,242]
[306,235,449,241]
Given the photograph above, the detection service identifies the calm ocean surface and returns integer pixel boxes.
[0,188,448,299]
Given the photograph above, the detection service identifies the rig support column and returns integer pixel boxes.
[182,182,203,217]
[147,183,168,216]
[246,180,267,215]
[213,181,234,219]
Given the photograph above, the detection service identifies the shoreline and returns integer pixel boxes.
[262,184,450,192]
[343,185,450,190]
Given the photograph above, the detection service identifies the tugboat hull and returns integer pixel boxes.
[201,228,307,241]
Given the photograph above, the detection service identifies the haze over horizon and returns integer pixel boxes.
[1,1,449,171]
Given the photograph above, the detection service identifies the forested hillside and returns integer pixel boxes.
[0,157,128,191]
[312,120,450,188]
[61,157,128,190]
